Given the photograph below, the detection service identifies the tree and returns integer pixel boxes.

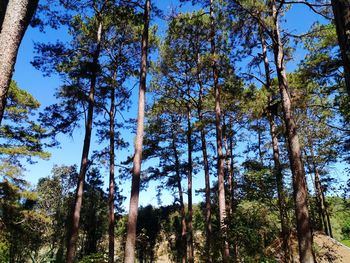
[144,95,196,262]
[65,14,103,263]
[32,1,111,260]
[209,0,230,260]
[229,1,316,261]
[93,6,140,262]
[124,0,150,262]
[0,0,39,124]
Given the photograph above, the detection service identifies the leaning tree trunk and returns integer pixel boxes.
[259,24,290,262]
[66,21,103,263]
[124,1,150,262]
[108,73,116,263]
[210,0,230,261]
[271,2,315,262]
[331,0,350,97]
[186,99,194,263]
[0,0,38,125]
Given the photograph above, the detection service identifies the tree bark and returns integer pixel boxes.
[210,0,230,261]
[259,23,290,262]
[331,0,350,97]
[124,1,150,262]
[0,0,38,125]
[108,73,116,263]
[186,100,194,263]
[270,2,315,262]
[66,21,102,263]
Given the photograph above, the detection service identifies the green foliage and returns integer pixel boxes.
[79,168,108,257]
[0,164,49,262]
[234,200,280,261]
[341,239,350,247]
[0,81,51,262]
[0,81,50,163]
[78,253,108,263]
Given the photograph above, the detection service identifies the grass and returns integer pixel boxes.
[341,239,350,247]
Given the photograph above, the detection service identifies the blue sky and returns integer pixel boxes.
[12,1,348,210]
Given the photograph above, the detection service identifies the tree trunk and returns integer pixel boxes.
[228,130,239,263]
[270,2,315,262]
[197,55,212,263]
[259,23,290,262]
[172,130,187,263]
[210,0,230,261]
[314,168,329,235]
[267,110,291,262]
[199,111,212,263]
[325,199,333,238]
[108,74,116,263]
[186,100,194,263]
[309,143,332,237]
[66,21,102,263]
[124,1,150,262]
[0,0,38,125]
[331,0,350,97]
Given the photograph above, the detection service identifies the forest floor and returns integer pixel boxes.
[313,233,350,263]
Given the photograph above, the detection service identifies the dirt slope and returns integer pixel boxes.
[313,233,350,263]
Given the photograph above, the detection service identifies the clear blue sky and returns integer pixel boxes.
[12,1,348,210]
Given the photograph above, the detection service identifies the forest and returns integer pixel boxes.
[1,0,350,262]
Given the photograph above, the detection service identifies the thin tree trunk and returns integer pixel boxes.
[108,73,116,263]
[186,100,194,263]
[259,23,290,262]
[267,110,291,262]
[66,21,102,263]
[210,0,230,261]
[310,145,330,236]
[324,198,333,238]
[124,1,150,262]
[270,2,315,262]
[199,113,212,263]
[228,130,239,263]
[314,168,329,235]
[172,130,187,263]
[223,115,239,263]
[197,55,212,263]
[257,120,264,164]
[331,0,350,97]
[309,144,332,237]
[223,115,231,205]
[0,0,38,125]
